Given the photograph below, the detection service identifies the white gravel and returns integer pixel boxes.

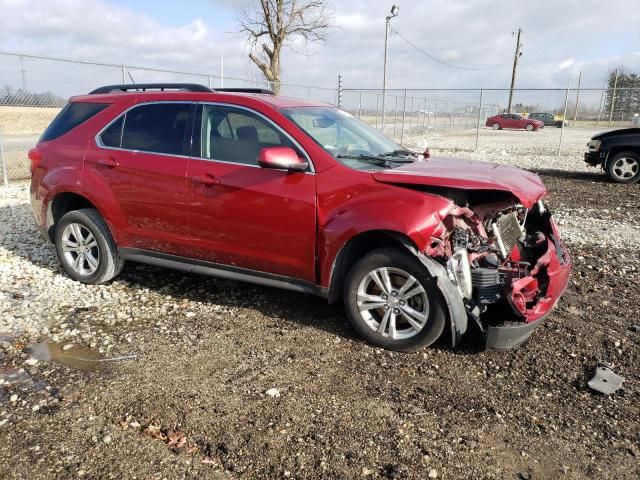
[406,126,600,172]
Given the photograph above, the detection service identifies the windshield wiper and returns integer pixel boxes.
[336,153,413,168]
[379,149,419,158]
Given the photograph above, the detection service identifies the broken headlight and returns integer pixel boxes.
[446,247,473,299]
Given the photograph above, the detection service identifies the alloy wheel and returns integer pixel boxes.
[356,267,429,340]
[61,223,100,276]
[611,156,639,181]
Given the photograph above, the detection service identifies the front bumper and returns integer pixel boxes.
[485,225,572,349]
[584,151,605,166]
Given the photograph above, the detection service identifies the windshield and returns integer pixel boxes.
[281,106,414,170]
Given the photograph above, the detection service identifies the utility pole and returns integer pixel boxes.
[507,28,522,114]
[381,5,399,131]
[220,56,224,88]
[19,56,26,90]
[608,69,619,127]
[572,71,582,125]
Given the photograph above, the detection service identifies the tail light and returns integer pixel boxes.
[28,147,43,173]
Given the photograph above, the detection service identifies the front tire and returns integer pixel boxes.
[54,208,124,284]
[492,122,501,130]
[606,151,640,184]
[343,248,446,352]
[526,123,535,131]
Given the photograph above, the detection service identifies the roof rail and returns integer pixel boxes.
[89,83,213,94]
[215,88,275,95]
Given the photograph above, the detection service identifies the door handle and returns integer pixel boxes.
[96,157,119,168]
[191,173,220,186]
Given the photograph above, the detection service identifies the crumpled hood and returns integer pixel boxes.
[371,157,547,207]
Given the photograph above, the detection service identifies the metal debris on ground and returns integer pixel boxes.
[587,363,624,395]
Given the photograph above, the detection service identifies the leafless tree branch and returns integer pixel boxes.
[236,0,334,93]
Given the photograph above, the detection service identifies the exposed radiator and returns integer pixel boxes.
[493,212,523,258]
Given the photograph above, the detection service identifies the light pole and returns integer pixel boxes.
[381,5,399,132]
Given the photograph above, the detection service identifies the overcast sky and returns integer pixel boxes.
[0,0,639,98]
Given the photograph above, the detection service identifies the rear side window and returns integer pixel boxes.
[40,102,109,141]
[121,103,191,155]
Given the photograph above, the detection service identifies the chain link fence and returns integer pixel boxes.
[339,87,640,158]
[0,51,338,183]
[2,50,639,184]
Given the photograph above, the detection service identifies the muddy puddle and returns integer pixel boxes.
[28,342,137,370]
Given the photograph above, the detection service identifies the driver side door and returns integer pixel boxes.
[187,104,317,282]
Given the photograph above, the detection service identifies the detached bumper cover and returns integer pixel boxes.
[486,315,547,349]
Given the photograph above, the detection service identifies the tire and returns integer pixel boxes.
[343,248,447,352]
[492,122,501,130]
[606,151,640,184]
[54,208,124,284]
[526,123,534,131]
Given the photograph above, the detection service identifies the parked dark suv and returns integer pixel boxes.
[585,128,640,184]
[528,112,567,128]
[30,83,571,351]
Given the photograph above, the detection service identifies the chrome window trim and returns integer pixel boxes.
[95,101,193,159]
[94,100,315,173]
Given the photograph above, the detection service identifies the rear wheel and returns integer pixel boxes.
[492,122,501,130]
[55,208,124,284]
[343,248,446,352]
[606,152,640,184]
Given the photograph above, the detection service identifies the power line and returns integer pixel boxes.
[390,27,511,71]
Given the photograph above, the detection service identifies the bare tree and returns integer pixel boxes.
[237,0,333,93]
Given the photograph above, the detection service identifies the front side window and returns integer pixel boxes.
[199,105,296,165]
[121,103,191,155]
[281,106,408,171]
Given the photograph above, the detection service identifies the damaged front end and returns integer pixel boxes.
[424,192,571,349]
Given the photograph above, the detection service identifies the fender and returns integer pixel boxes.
[39,166,129,244]
[317,177,454,289]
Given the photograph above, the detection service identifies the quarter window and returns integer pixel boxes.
[200,105,296,165]
[41,102,109,142]
[121,103,191,155]
[100,116,124,148]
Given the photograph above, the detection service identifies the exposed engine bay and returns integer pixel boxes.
[423,190,570,334]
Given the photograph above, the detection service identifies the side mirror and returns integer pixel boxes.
[312,117,335,128]
[258,147,308,172]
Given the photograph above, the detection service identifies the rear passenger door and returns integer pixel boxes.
[85,102,193,256]
[187,103,316,282]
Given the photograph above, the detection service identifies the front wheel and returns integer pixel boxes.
[492,122,501,130]
[54,208,124,284]
[526,123,535,131]
[343,248,446,352]
[606,152,640,184]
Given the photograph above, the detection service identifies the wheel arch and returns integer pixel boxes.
[326,229,469,347]
[326,230,417,305]
[604,147,640,182]
[45,192,99,242]
[605,145,640,166]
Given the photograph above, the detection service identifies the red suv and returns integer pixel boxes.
[30,83,571,351]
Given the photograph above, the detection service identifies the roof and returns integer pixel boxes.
[70,89,331,110]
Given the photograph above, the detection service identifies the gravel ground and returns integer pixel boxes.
[1,162,639,479]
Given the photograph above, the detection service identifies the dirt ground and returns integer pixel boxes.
[1,172,639,479]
